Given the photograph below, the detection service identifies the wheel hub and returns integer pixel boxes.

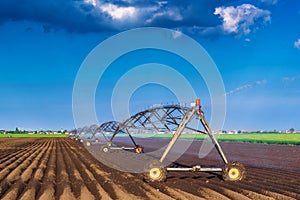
[135,147,143,154]
[228,167,240,180]
[222,161,246,181]
[149,167,163,181]
[102,146,109,153]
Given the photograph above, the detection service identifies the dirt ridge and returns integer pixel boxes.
[0,138,299,200]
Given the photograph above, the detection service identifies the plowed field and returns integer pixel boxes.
[0,138,299,199]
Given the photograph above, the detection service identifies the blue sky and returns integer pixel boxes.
[0,0,299,131]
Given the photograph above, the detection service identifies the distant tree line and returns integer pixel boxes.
[4,127,29,134]
[1,127,68,134]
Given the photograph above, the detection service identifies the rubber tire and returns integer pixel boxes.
[222,161,246,181]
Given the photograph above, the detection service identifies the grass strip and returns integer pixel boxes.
[132,133,300,145]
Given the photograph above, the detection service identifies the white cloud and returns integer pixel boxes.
[158,1,168,7]
[214,4,271,35]
[245,38,251,42]
[84,0,97,7]
[146,9,183,24]
[100,3,137,20]
[283,75,300,82]
[294,39,300,49]
[172,30,183,39]
[261,0,278,5]
[225,80,267,96]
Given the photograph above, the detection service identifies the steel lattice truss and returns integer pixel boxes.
[73,105,206,144]
[97,121,121,133]
[109,105,206,144]
[124,105,190,132]
[71,121,120,141]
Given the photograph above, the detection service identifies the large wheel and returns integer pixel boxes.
[144,160,167,182]
[222,161,246,181]
[135,146,143,154]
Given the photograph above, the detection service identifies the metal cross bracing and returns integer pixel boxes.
[72,121,121,145]
[91,121,121,142]
[108,105,207,146]
[98,121,121,133]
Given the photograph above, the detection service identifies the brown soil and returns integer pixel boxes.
[0,137,299,199]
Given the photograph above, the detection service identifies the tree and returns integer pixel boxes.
[289,128,295,133]
[15,127,20,133]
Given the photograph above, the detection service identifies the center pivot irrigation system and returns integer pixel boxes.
[72,98,246,182]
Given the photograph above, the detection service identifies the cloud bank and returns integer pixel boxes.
[0,0,271,35]
[214,4,271,35]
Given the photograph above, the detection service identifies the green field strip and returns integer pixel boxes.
[0,133,67,138]
[131,133,300,145]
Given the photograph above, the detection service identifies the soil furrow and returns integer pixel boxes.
[166,173,252,200]
[247,172,300,190]
[55,139,76,200]
[0,141,49,199]
[165,187,206,200]
[246,176,299,198]
[65,139,123,199]
[5,142,47,183]
[0,148,29,164]
[64,140,119,199]
[166,171,276,200]
[60,140,94,199]
[19,139,54,200]
[1,181,25,200]
[249,167,300,182]
[36,139,57,200]
[66,139,150,199]
[247,169,300,193]
[204,175,287,199]
[0,142,45,196]
[63,141,110,200]
[0,142,41,170]
[0,138,298,200]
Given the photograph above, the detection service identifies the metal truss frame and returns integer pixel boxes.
[107,105,207,147]
[74,99,246,182]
